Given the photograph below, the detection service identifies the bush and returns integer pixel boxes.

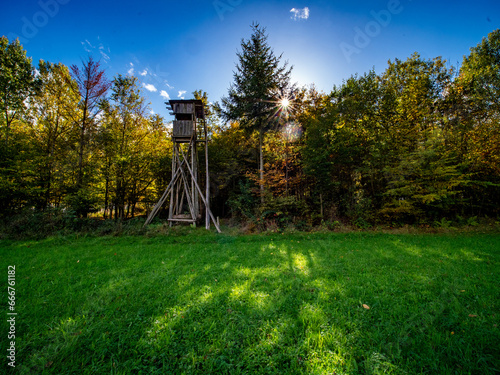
[64,188,99,218]
[0,209,147,240]
[227,179,257,221]
[257,194,309,228]
[433,217,453,229]
[354,217,372,229]
[456,215,479,227]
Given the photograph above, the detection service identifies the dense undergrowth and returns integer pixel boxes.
[1,207,499,241]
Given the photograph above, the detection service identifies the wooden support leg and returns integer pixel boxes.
[178,147,221,233]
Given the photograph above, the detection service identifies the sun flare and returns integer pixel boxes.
[280,98,290,109]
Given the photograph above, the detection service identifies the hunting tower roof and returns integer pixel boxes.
[167,99,205,119]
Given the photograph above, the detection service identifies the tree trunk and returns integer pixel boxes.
[4,108,12,147]
[131,201,136,218]
[77,101,88,188]
[320,193,324,220]
[114,201,119,221]
[259,127,264,203]
[285,141,289,197]
[116,179,124,220]
[104,175,109,219]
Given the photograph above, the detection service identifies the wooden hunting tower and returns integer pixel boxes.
[144,99,220,232]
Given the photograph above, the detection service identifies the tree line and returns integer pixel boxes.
[0,26,499,231]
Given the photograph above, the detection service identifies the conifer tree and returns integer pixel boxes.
[220,23,292,200]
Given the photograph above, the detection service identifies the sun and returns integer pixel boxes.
[280,98,290,109]
[264,91,295,123]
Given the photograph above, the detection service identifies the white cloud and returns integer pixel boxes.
[290,7,310,20]
[81,40,92,53]
[150,110,155,115]
[139,69,148,76]
[98,45,111,61]
[178,90,187,99]
[143,83,157,92]
[160,90,170,99]
[100,50,110,62]
[127,62,134,75]
[81,39,111,63]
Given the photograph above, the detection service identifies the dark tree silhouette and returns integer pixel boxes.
[220,23,293,201]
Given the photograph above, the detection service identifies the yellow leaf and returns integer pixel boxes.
[363,304,370,310]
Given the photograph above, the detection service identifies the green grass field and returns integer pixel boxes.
[1,230,499,374]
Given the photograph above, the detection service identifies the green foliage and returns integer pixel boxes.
[381,129,467,221]
[455,215,479,227]
[448,30,500,217]
[1,30,500,228]
[227,179,256,220]
[258,193,308,227]
[69,56,111,216]
[207,121,256,218]
[28,61,81,210]
[220,23,293,133]
[64,188,100,218]
[100,75,152,220]
[433,217,453,229]
[300,46,499,225]
[458,29,500,118]
[0,37,41,216]
[0,36,40,144]
[354,216,372,229]
[220,23,293,201]
[0,208,152,239]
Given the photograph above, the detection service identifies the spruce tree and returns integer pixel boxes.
[221,23,292,200]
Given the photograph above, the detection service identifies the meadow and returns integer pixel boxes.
[1,230,499,374]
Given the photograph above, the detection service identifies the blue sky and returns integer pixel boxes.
[2,0,499,118]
